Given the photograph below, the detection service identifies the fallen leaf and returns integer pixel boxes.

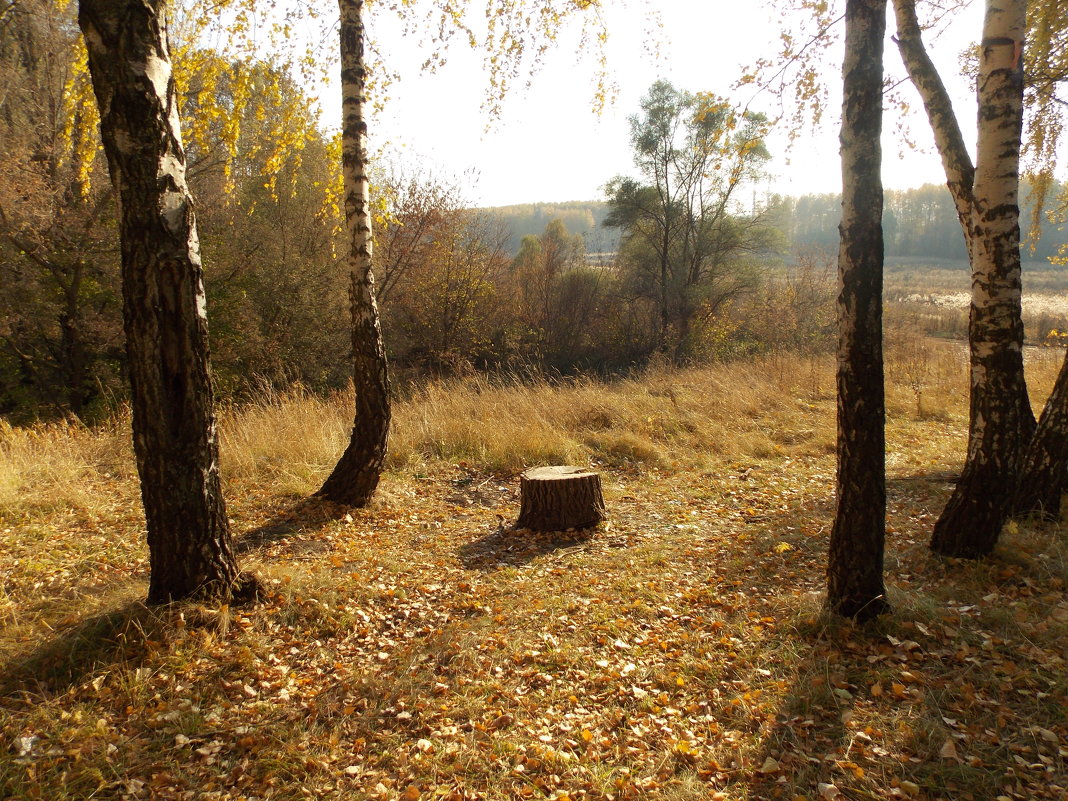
[758,756,780,773]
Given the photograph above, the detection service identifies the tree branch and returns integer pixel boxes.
[891,0,975,235]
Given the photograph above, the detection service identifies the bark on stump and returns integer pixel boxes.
[516,466,605,531]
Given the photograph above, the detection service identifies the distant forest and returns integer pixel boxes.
[485,182,1067,262]
[485,202,618,254]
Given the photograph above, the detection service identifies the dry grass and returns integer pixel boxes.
[387,362,827,476]
[884,263,1068,344]
[1,340,1066,801]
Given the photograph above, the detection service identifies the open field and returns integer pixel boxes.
[884,261,1068,344]
[1,342,1067,801]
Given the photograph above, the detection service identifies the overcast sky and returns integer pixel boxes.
[346,0,988,207]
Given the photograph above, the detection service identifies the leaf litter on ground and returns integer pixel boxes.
[0,357,1065,801]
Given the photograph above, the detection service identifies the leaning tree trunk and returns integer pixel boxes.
[930,0,1029,558]
[826,0,890,622]
[894,0,1035,445]
[1014,349,1068,519]
[79,0,250,604]
[317,0,391,506]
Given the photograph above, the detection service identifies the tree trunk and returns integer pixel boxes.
[58,259,98,415]
[78,0,251,604]
[516,466,605,531]
[930,0,1029,557]
[826,0,890,622]
[317,0,391,506]
[1014,348,1068,519]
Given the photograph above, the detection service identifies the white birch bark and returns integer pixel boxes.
[894,0,1032,555]
[317,0,391,506]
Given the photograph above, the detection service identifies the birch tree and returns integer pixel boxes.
[1010,0,1068,518]
[893,0,1033,556]
[316,0,391,506]
[1013,355,1068,518]
[318,0,617,505]
[78,0,257,603]
[826,0,889,621]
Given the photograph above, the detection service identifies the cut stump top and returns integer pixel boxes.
[522,466,598,481]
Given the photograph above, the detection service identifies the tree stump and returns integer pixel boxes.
[516,466,606,531]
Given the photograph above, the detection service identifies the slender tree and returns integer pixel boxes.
[1013,348,1068,518]
[78,0,256,603]
[1012,0,1068,517]
[826,0,890,621]
[893,0,1032,556]
[317,0,391,506]
[606,82,771,363]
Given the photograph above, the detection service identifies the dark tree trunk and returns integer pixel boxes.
[57,259,98,415]
[79,0,251,604]
[930,0,1028,557]
[59,311,87,414]
[317,0,391,506]
[826,0,890,622]
[516,466,605,531]
[1014,348,1068,519]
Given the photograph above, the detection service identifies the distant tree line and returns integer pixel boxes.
[0,58,801,420]
[485,182,1067,264]
[484,202,618,255]
[778,181,1066,262]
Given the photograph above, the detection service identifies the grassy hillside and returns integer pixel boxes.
[1,340,1066,800]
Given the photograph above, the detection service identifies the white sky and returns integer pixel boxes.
[348,0,987,207]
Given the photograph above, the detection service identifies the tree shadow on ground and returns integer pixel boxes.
[736,461,1061,801]
[234,496,346,555]
[0,598,158,698]
[886,470,960,493]
[457,524,597,571]
[744,620,877,800]
[707,466,945,799]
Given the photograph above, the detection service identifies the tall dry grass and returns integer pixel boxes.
[1,338,1064,517]
[0,415,135,514]
[386,359,835,475]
